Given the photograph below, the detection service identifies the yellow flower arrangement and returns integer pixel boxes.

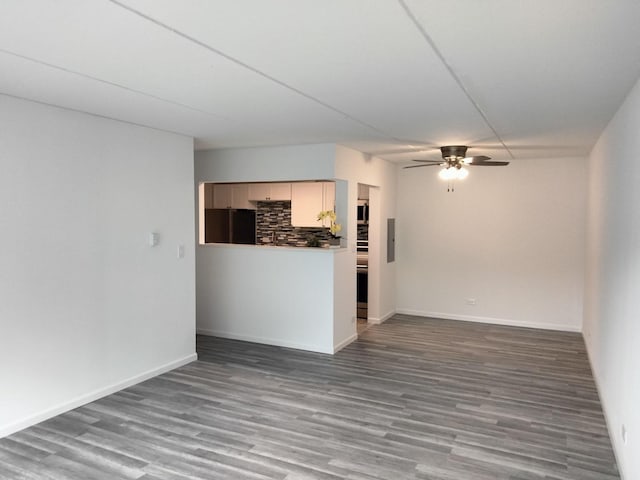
[317,210,342,236]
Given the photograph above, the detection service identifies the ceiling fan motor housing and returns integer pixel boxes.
[440,145,468,160]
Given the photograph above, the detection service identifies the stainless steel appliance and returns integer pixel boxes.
[357,200,368,224]
[356,239,368,271]
[357,239,368,319]
[205,209,256,244]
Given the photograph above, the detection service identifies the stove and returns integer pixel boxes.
[356,239,368,319]
[356,239,368,271]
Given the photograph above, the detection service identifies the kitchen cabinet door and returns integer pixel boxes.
[247,183,270,201]
[291,182,323,227]
[213,184,232,209]
[248,182,291,201]
[204,183,215,208]
[213,184,255,209]
[231,184,254,209]
[291,182,336,227]
[322,182,335,226]
[269,183,291,200]
[358,184,370,200]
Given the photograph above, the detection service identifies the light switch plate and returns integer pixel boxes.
[148,232,159,247]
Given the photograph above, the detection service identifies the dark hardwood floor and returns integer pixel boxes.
[0,315,619,479]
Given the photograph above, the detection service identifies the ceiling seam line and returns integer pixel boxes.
[107,0,400,143]
[397,0,515,160]
[0,48,228,120]
[0,91,194,139]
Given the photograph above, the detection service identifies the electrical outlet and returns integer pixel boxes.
[466,298,477,306]
[622,424,628,445]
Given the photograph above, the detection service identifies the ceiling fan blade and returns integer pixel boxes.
[411,159,442,163]
[403,163,442,169]
[468,160,510,166]
[463,155,491,163]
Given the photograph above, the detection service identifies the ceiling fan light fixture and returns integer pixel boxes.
[438,167,455,180]
[438,166,468,181]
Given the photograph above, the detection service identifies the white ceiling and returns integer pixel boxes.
[2,0,640,163]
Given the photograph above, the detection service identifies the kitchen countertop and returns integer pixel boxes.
[200,242,349,253]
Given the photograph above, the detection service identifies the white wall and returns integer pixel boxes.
[0,95,196,437]
[584,77,640,480]
[396,156,586,331]
[335,146,398,325]
[195,144,335,183]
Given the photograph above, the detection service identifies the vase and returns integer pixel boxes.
[328,236,341,246]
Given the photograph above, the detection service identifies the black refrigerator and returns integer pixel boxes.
[205,209,256,244]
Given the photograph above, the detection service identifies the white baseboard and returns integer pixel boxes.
[333,333,358,353]
[197,328,334,354]
[0,353,197,439]
[583,336,626,480]
[395,309,581,332]
[368,309,395,325]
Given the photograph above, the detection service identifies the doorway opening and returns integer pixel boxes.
[356,183,370,335]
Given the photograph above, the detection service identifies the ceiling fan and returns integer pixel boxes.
[404,145,509,191]
[404,145,509,170]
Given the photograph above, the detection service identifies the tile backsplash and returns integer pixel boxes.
[256,201,334,247]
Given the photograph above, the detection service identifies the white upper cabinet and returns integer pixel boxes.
[212,183,255,209]
[322,181,335,218]
[210,181,332,217]
[204,183,214,208]
[357,184,370,200]
[291,181,335,227]
[231,184,254,209]
[247,183,269,201]
[212,184,231,208]
[270,182,292,201]
[248,182,291,201]
[291,182,322,227]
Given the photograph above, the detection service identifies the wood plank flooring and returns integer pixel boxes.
[0,314,619,479]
